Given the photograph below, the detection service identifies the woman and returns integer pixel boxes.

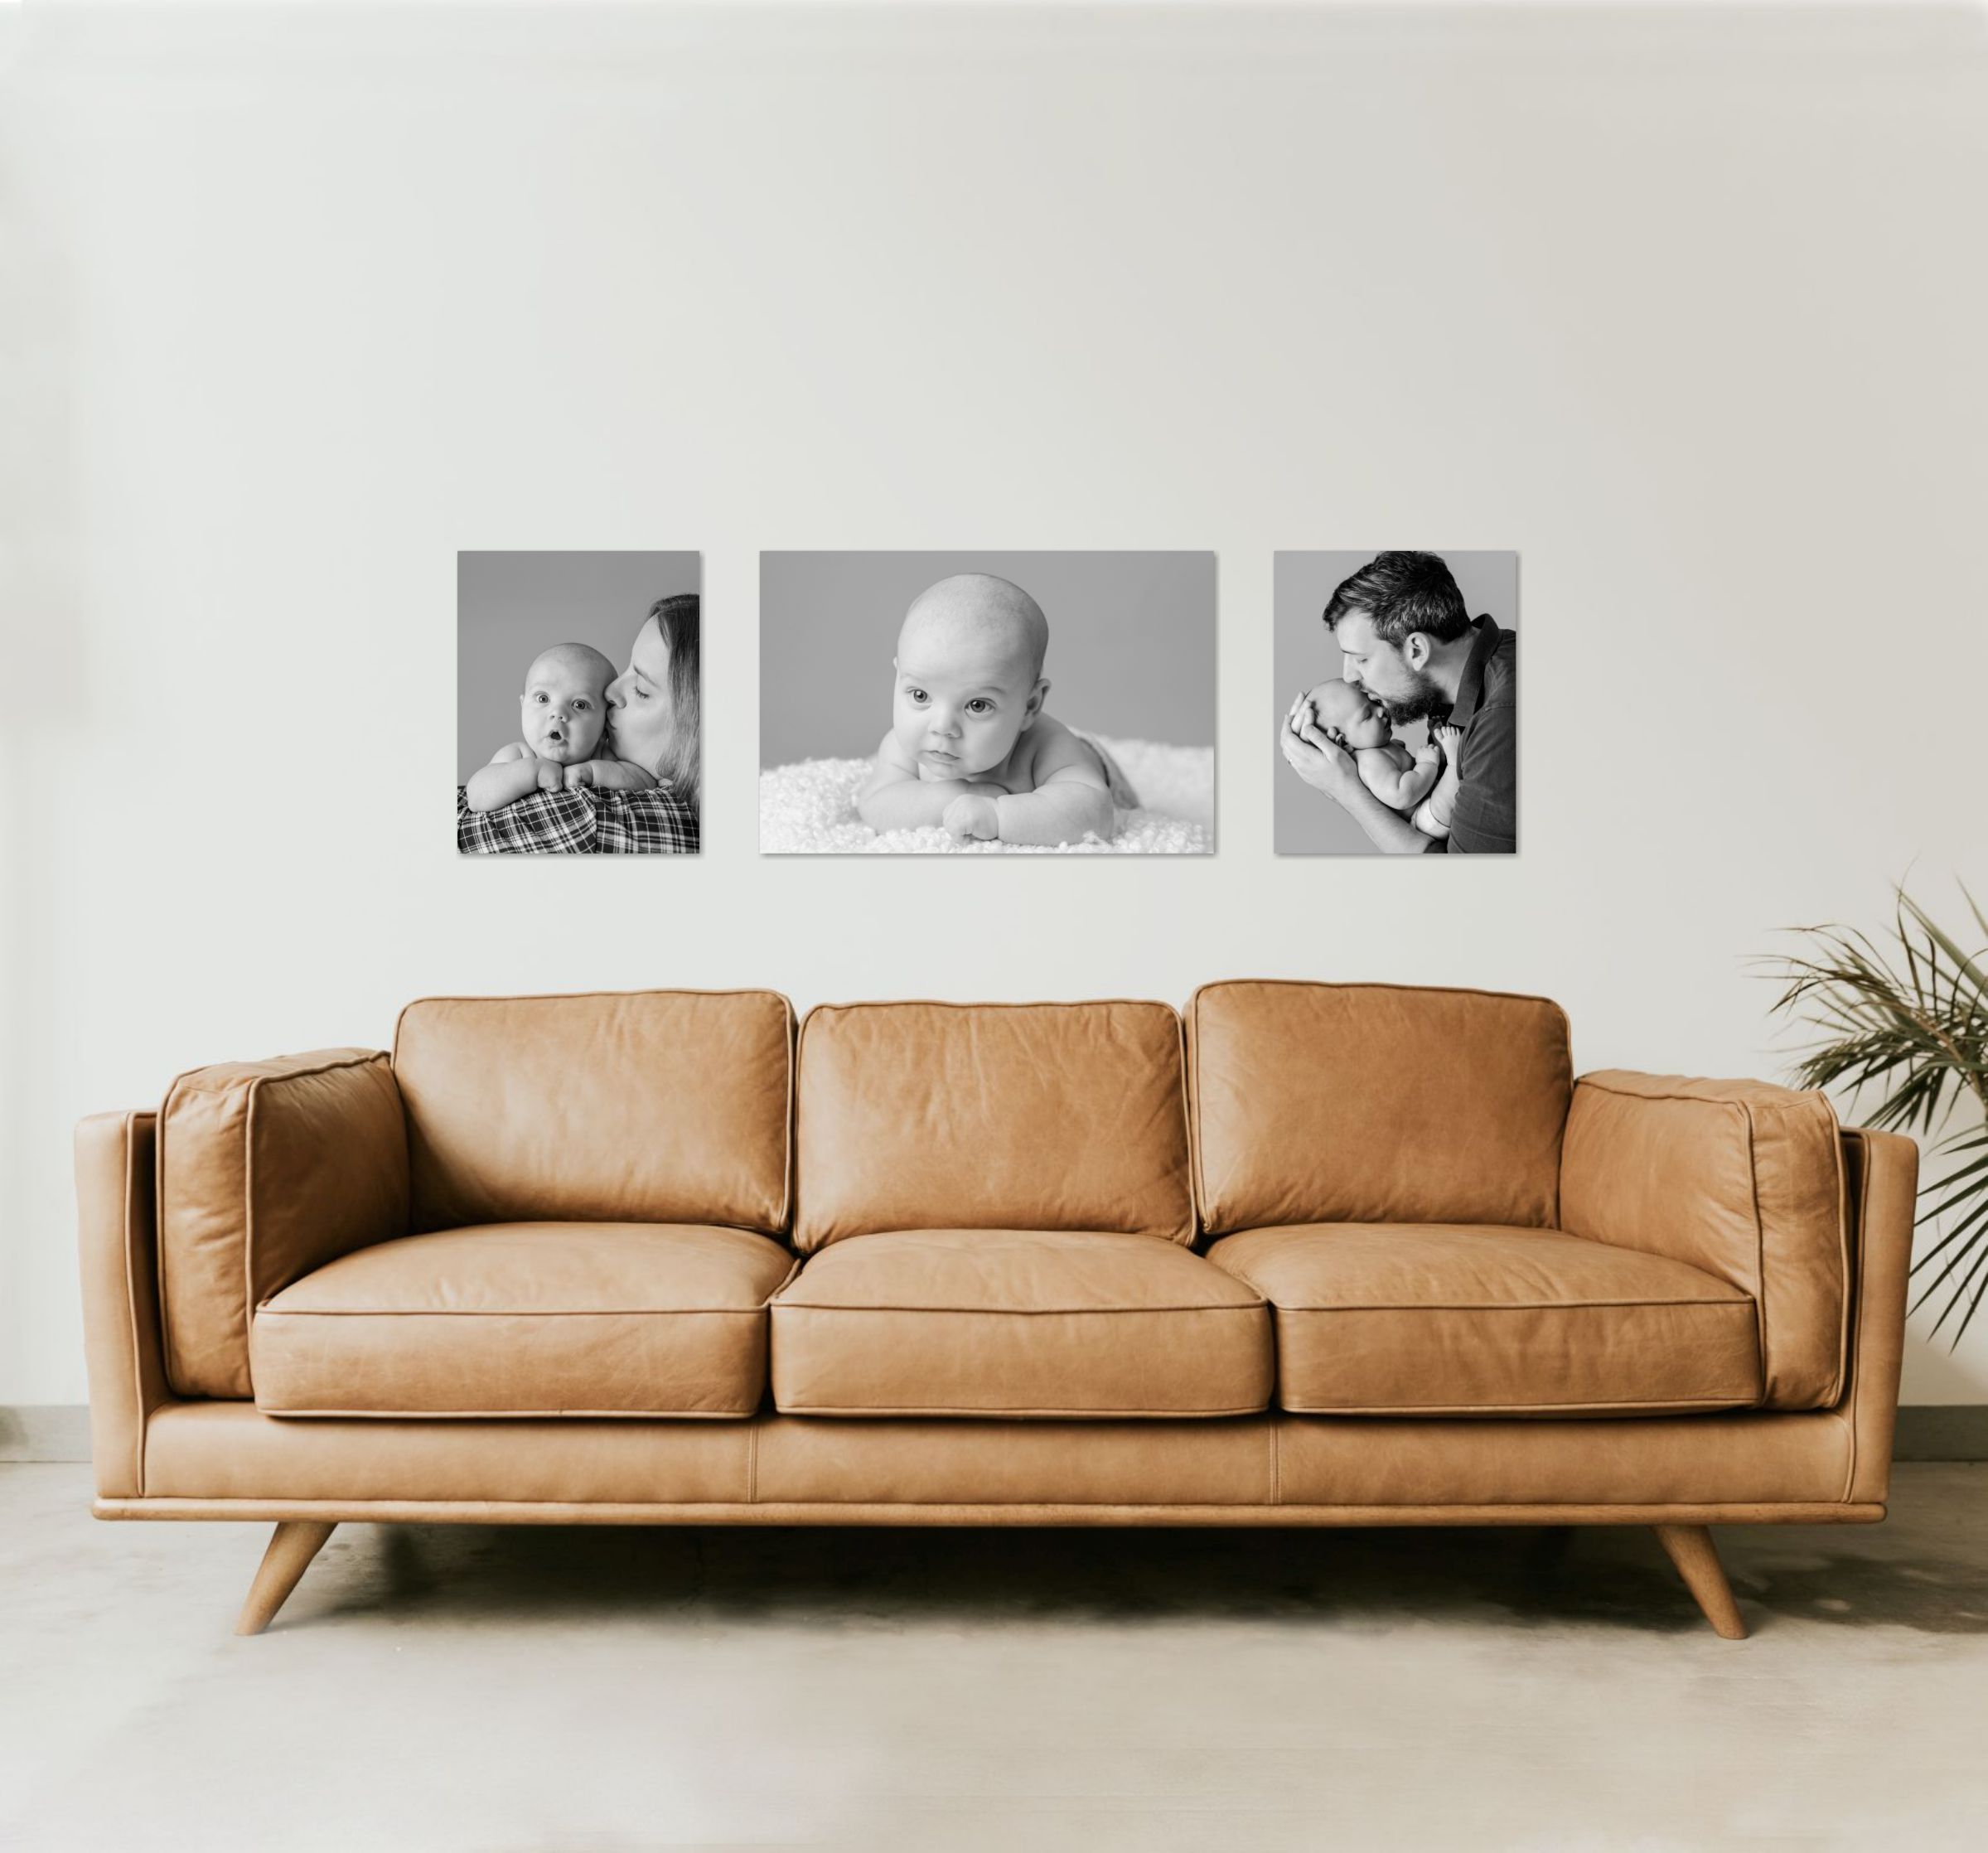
[457,592,701,854]
[605,593,701,821]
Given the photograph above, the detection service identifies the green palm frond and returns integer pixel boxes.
[1758,882,1988,1349]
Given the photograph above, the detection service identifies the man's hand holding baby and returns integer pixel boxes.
[1281,693,1360,800]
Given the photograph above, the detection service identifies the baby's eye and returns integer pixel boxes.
[532,692,549,703]
[965,699,994,716]
[573,699,591,711]
[905,687,929,706]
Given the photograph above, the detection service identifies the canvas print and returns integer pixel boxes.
[457,551,701,854]
[1275,549,1517,854]
[759,551,1217,854]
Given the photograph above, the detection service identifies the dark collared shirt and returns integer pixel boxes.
[1429,616,1516,854]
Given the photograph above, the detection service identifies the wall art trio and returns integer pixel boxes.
[457,549,1516,858]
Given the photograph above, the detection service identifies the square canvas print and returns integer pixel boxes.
[457,551,701,854]
[759,550,1217,854]
[1275,549,1517,854]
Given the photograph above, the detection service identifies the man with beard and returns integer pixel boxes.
[1280,550,1516,854]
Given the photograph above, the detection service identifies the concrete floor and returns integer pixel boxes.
[3,1464,1986,1851]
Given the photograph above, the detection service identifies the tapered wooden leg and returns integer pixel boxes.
[1653,1524,1748,1638]
[235,1522,336,1635]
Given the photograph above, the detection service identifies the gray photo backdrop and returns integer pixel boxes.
[759,550,1217,767]
[1273,550,1518,856]
[457,550,700,785]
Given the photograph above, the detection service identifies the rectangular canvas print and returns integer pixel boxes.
[759,550,1217,854]
[1275,549,1517,854]
[457,550,701,854]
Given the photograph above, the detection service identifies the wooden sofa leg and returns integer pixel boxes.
[1653,1524,1748,1638]
[235,1522,336,1636]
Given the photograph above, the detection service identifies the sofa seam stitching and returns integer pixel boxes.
[1276,1395,1753,1413]
[242,1078,262,1404]
[154,1077,181,1396]
[254,1406,761,1420]
[122,1114,147,1497]
[258,1305,781,1318]
[1742,1099,1771,1405]
[1223,1297,1753,1313]
[768,1302,1268,1317]
[1840,1130,1870,1503]
[769,1403,1270,1418]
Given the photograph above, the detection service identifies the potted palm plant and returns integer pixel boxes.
[1763,884,1988,1346]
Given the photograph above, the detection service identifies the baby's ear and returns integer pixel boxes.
[1028,677,1050,717]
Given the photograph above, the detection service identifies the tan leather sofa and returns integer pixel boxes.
[75,983,1918,1638]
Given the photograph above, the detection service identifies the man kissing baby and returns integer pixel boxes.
[1294,677,1463,840]
[857,573,1137,847]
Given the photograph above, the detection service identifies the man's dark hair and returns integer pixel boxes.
[1322,551,1471,647]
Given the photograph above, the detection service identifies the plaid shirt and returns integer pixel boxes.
[456,784,699,855]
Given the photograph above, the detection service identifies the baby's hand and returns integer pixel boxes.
[1411,741,1441,767]
[534,759,566,793]
[941,794,1000,842]
[563,762,597,791]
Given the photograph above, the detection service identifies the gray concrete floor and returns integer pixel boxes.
[3,1464,1986,1851]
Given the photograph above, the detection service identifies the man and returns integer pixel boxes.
[1280,550,1516,854]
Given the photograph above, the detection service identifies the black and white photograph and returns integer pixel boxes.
[457,551,701,854]
[1275,549,1518,855]
[759,550,1217,854]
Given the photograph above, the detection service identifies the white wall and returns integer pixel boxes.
[4,3,1984,1407]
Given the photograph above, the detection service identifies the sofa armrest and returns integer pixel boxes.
[76,1111,170,1499]
[1559,1070,1850,1410]
[1838,1127,1918,1503]
[157,1049,409,1400]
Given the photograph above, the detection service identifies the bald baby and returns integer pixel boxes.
[857,572,1137,846]
[465,639,656,814]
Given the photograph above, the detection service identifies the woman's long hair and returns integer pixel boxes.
[649,593,701,817]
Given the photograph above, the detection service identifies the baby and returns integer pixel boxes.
[857,573,1139,847]
[1299,678,1463,839]
[465,642,656,813]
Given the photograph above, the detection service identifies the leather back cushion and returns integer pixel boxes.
[793,1000,1195,1251]
[1560,1072,1849,1408]
[394,990,793,1233]
[1189,981,1573,1233]
[157,1049,409,1399]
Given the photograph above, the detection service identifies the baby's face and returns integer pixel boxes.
[520,651,612,765]
[1308,679,1393,750]
[892,610,1047,779]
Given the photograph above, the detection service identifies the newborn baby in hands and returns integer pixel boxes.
[466,643,656,813]
[857,573,1138,848]
[1299,678,1463,840]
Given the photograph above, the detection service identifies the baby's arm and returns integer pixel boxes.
[857,732,1004,832]
[1411,724,1466,838]
[1361,743,1443,812]
[466,743,562,813]
[565,757,657,793]
[983,729,1115,847]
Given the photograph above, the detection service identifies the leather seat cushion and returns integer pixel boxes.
[1206,1224,1762,1417]
[771,1229,1272,1418]
[252,1223,797,1418]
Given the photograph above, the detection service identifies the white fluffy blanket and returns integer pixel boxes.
[760,737,1214,854]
